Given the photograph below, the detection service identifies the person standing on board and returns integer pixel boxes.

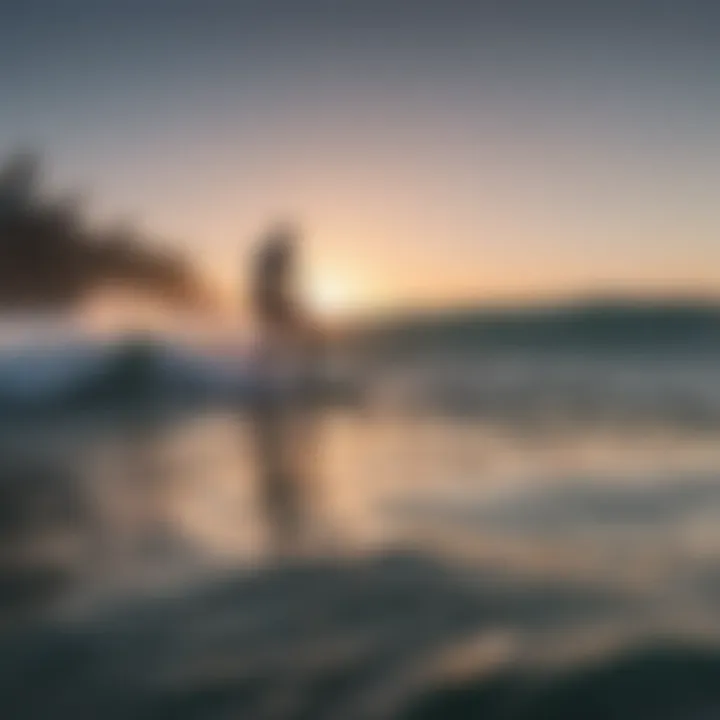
[252,222,301,360]
[248,222,323,554]
[251,222,323,385]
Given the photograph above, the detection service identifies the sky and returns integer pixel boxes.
[1,0,720,313]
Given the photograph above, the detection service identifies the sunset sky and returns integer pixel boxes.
[1,1,719,313]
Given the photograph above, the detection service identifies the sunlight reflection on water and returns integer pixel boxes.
[4,364,720,718]
[3,400,720,623]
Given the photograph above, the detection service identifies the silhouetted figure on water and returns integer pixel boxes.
[249,224,322,554]
[251,222,322,378]
[252,223,300,335]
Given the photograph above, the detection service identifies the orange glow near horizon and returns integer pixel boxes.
[307,273,358,319]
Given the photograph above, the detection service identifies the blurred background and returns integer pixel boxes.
[2,2,720,718]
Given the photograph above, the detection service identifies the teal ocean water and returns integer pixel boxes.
[3,309,720,718]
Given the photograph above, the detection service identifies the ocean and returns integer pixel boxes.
[2,306,720,718]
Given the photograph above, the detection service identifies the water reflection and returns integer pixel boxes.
[250,391,322,556]
[0,400,338,613]
[3,401,720,716]
[0,429,90,620]
[4,407,720,601]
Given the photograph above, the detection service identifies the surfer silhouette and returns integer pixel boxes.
[248,223,322,554]
[252,223,299,335]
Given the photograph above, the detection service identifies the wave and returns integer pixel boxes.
[0,334,247,412]
[0,333,362,415]
[350,300,720,355]
[2,550,718,719]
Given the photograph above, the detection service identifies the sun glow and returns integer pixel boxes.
[308,272,358,318]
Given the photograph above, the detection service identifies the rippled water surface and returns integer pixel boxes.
[4,351,720,718]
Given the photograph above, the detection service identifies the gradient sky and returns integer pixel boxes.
[1,0,719,311]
